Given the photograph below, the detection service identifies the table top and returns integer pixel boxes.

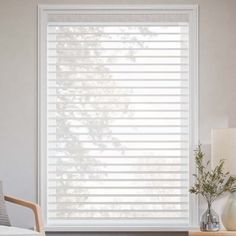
[189,231,236,236]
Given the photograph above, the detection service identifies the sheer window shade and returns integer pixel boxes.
[39,6,198,230]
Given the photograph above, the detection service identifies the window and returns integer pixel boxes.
[39,5,198,231]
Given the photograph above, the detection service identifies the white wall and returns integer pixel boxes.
[0,0,236,234]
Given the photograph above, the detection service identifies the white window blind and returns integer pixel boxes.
[39,5,198,230]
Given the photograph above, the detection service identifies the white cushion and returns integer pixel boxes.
[0,226,40,236]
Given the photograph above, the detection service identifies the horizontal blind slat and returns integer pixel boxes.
[48,101,188,104]
[48,193,188,197]
[48,125,187,127]
[48,155,188,159]
[48,164,187,167]
[48,186,188,189]
[48,217,189,220]
[48,40,188,43]
[48,32,188,35]
[49,209,188,213]
[48,170,188,174]
[48,48,188,50]
[48,86,188,89]
[48,55,188,58]
[48,201,188,205]
[48,178,188,181]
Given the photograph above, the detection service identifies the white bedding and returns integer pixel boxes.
[0,226,40,236]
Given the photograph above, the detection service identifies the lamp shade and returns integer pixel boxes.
[211,128,236,176]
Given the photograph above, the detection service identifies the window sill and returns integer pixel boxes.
[45,226,199,232]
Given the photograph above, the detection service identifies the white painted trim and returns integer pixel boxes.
[188,4,199,228]
[38,4,199,231]
[38,4,48,225]
[38,4,198,11]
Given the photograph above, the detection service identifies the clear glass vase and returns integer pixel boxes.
[200,203,220,231]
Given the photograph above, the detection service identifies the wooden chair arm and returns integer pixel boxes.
[4,195,45,236]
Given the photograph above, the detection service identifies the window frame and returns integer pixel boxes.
[38,4,199,232]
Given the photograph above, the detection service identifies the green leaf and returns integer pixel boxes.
[189,144,236,202]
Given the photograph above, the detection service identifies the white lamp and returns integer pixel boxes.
[211,128,236,230]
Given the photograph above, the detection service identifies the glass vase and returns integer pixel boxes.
[200,203,220,231]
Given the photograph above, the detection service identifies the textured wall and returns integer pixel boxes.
[0,0,236,235]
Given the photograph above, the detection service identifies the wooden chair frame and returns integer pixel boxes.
[4,195,45,236]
